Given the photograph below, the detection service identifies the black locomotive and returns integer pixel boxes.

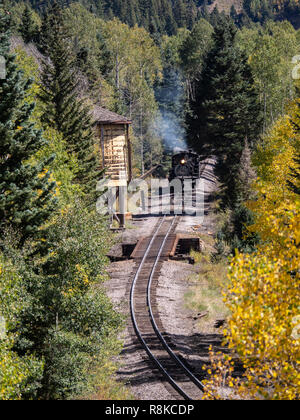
[169,150,200,181]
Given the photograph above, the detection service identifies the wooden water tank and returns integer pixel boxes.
[92,105,132,186]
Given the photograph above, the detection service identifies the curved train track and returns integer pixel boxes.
[130,215,205,400]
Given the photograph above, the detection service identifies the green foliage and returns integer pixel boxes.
[187,15,262,208]
[236,20,298,130]
[204,98,300,400]
[63,3,114,105]
[243,0,300,26]
[0,253,43,400]
[11,0,300,32]
[101,17,163,173]
[0,5,125,400]
[98,0,199,34]
[38,128,82,204]
[13,46,82,206]
[9,1,41,35]
[15,0,200,35]
[44,200,114,285]
[4,0,300,401]
[179,18,214,100]
[38,2,100,201]
[216,204,260,255]
[19,5,38,43]
[243,0,275,22]
[9,200,122,400]
[0,9,57,245]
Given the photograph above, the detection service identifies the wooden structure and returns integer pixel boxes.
[92,105,132,187]
[92,105,132,228]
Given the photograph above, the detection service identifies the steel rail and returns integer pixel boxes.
[130,216,203,400]
[147,216,205,393]
[130,216,191,400]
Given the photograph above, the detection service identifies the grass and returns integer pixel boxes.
[195,232,216,249]
[184,251,229,333]
[110,219,136,230]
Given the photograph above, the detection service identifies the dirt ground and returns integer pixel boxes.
[104,164,224,400]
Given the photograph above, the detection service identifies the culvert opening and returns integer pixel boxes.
[122,243,137,258]
[176,238,200,254]
[107,242,138,262]
[170,236,201,264]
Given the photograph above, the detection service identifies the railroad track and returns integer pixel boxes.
[130,215,205,400]
[199,157,216,182]
[200,157,215,177]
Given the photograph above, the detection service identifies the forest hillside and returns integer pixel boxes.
[0,0,299,401]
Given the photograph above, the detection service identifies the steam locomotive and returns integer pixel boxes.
[169,150,200,182]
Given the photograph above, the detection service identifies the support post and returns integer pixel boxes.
[118,185,126,229]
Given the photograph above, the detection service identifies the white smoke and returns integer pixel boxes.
[155,111,187,153]
[154,67,188,153]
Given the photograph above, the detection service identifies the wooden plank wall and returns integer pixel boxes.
[98,124,129,183]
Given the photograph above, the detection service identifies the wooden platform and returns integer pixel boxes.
[130,234,177,260]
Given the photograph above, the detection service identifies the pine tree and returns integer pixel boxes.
[0,8,57,245]
[215,140,260,254]
[96,31,112,76]
[174,0,187,28]
[162,0,177,35]
[19,5,38,44]
[39,1,99,200]
[209,6,221,27]
[230,4,239,26]
[200,1,210,21]
[95,0,104,17]
[187,16,262,207]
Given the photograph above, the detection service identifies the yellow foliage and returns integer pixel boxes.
[203,101,300,400]
[0,350,31,400]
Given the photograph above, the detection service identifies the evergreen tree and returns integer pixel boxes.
[174,0,187,28]
[165,14,177,35]
[209,6,221,27]
[231,141,259,251]
[200,1,210,21]
[0,8,57,246]
[187,16,262,207]
[215,139,260,255]
[230,4,239,26]
[239,10,252,26]
[127,0,138,26]
[96,30,112,76]
[19,5,38,44]
[95,0,104,17]
[185,0,198,29]
[39,1,99,200]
